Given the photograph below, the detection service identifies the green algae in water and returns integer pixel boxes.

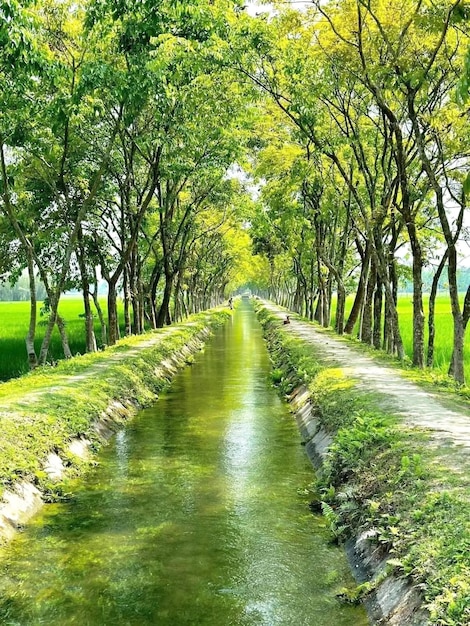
[0,302,368,625]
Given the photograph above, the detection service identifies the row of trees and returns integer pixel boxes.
[1,0,469,385]
[236,0,470,383]
[0,0,265,367]
[0,276,46,301]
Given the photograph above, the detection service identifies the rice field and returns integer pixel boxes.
[339,293,470,383]
[0,294,469,384]
[0,298,125,382]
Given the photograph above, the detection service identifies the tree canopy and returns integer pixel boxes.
[1,0,470,385]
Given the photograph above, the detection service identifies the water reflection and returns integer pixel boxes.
[0,301,368,625]
[115,429,129,479]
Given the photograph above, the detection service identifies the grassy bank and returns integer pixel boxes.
[257,306,470,626]
[0,308,231,505]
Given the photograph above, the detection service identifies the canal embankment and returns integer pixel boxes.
[0,300,369,626]
[0,308,231,545]
[256,302,470,626]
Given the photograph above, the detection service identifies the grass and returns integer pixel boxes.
[0,298,126,382]
[330,293,470,384]
[257,305,470,626]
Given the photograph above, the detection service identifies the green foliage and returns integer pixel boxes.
[270,367,283,384]
[324,411,396,484]
[336,578,383,605]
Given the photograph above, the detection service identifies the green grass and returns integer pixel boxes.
[331,293,470,383]
[0,298,125,382]
[257,305,470,626]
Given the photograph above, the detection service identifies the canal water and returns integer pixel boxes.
[0,302,368,625]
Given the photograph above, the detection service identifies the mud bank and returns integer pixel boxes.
[0,310,230,546]
[257,307,430,626]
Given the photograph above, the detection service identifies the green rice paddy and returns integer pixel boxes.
[0,294,469,384]
[334,293,470,384]
[396,294,469,382]
[0,298,124,382]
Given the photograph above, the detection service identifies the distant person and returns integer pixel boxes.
[228,297,233,310]
[283,315,290,325]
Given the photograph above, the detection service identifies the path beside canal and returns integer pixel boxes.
[263,302,470,454]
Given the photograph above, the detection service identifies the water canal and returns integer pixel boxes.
[0,302,368,625]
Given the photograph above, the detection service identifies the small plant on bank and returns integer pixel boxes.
[270,368,284,385]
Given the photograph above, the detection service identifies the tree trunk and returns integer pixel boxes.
[335,283,346,335]
[123,264,132,336]
[39,302,58,364]
[182,290,190,318]
[320,255,346,335]
[157,274,173,328]
[39,314,56,365]
[373,277,383,350]
[25,254,38,369]
[107,282,120,346]
[91,281,107,347]
[315,292,323,326]
[77,228,97,353]
[56,315,73,359]
[427,252,448,368]
[447,247,465,382]
[409,224,425,368]
[173,270,185,322]
[138,271,145,332]
[345,242,370,334]
[462,285,470,331]
[360,259,376,344]
[148,262,162,329]
[373,239,404,359]
[308,257,316,320]
[130,249,144,335]
[82,290,97,353]
[449,284,470,375]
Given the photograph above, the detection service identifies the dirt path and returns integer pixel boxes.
[264,303,470,452]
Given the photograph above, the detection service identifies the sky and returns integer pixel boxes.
[245,0,311,16]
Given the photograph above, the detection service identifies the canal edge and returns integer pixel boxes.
[0,309,232,547]
[255,303,430,626]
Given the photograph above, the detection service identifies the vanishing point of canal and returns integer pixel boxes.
[0,302,368,625]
